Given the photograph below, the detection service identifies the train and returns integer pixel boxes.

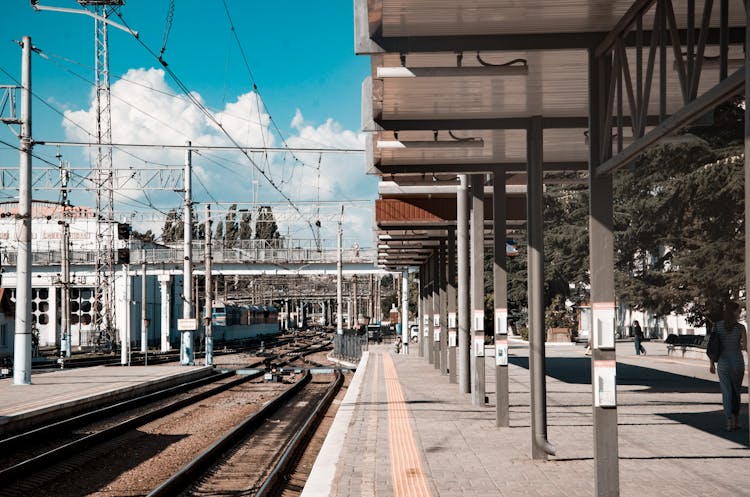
[210,302,281,341]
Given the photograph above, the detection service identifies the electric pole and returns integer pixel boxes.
[13,36,32,385]
[205,204,213,366]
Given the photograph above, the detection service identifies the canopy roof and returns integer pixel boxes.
[357,0,747,269]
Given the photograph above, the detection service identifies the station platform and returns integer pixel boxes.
[302,341,750,497]
[0,364,213,437]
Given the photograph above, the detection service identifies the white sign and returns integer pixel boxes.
[177,318,198,331]
[495,339,508,366]
[594,360,617,407]
[434,329,441,342]
[592,302,616,349]
[473,310,484,331]
[433,313,440,328]
[494,308,507,335]
[448,330,457,347]
[473,336,485,357]
[448,312,457,329]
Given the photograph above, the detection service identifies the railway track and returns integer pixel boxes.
[0,334,340,497]
[150,371,342,497]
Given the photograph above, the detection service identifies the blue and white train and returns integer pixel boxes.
[211,302,281,341]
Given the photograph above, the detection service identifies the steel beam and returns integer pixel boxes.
[596,67,744,175]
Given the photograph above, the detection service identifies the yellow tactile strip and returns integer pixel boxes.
[383,352,433,497]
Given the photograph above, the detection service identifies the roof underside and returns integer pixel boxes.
[359,0,746,269]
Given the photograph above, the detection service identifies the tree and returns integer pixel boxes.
[613,98,744,326]
[239,211,252,241]
[161,209,182,243]
[130,229,155,243]
[255,205,280,242]
[223,204,239,248]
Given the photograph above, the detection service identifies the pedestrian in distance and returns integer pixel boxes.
[708,301,747,431]
[633,320,646,355]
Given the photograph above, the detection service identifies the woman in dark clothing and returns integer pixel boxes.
[633,320,645,355]
[709,301,747,431]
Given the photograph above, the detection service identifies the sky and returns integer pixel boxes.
[0,1,375,247]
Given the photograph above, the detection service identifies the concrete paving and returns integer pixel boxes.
[305,340,750,497]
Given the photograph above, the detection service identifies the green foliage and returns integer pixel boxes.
[255,205,280,241]
[613,99,745,325]
[239,211,252,240]
[544,295,576,329]
[161,209,182,242]
[131,229,155,243]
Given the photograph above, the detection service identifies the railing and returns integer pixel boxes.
[333,331,363,363]
[0,244,376,266]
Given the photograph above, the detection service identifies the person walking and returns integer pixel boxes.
[709,301,747,431]
[633,320,646,355]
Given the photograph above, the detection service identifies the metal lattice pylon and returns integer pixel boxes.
[90,2,116,345]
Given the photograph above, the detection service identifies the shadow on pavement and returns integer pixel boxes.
[660,408,750,447]
[509,356,747,394]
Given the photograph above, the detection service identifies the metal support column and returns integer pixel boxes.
[447,227,458,383]
[457,174,471,394]
[439,239,448,374]
[205,204,213,366]
[13,36,32,385]
[528,116,555,458]
[401,270,409,354]
[745,0,750,441]
[419,265,425,358]
[159,275,171,352]
[590,48,619,496]
[141,250,147,365]
[61,220,71,359]
[427,255,435,364]
[433,247,442,371]
[494,171,509,427]
[470,174,485,406]
[180,141,194,365]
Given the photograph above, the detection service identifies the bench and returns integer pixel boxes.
[665,334,707,358]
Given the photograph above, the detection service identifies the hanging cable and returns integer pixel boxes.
[158,0,175,66]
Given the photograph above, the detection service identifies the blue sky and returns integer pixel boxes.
[0,1,375,245]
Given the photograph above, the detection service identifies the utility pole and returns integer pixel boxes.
[181,141,194,365]
[205,204,213,366]
[141,248,147,365]
[336,205,343,335]
[60,220,71,362]
[13,36,32,385]
[59,150,71,361]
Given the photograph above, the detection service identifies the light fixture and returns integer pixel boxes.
[376,139,484,149]
[377,52,528,78]
[377,130,484,149]
[376,65,528,78]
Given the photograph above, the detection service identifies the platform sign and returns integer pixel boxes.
[495,339,508,366]
[594,360,617,407]
[177,318,198,331]
[473,335,485,357]
[448,312,457,329]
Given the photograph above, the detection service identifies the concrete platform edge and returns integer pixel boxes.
[0,366,214,437]
[301,351,370,497]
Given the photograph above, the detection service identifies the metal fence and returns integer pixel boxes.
[333,331,363,363]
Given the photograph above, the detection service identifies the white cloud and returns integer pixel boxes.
[60,67,376,246]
